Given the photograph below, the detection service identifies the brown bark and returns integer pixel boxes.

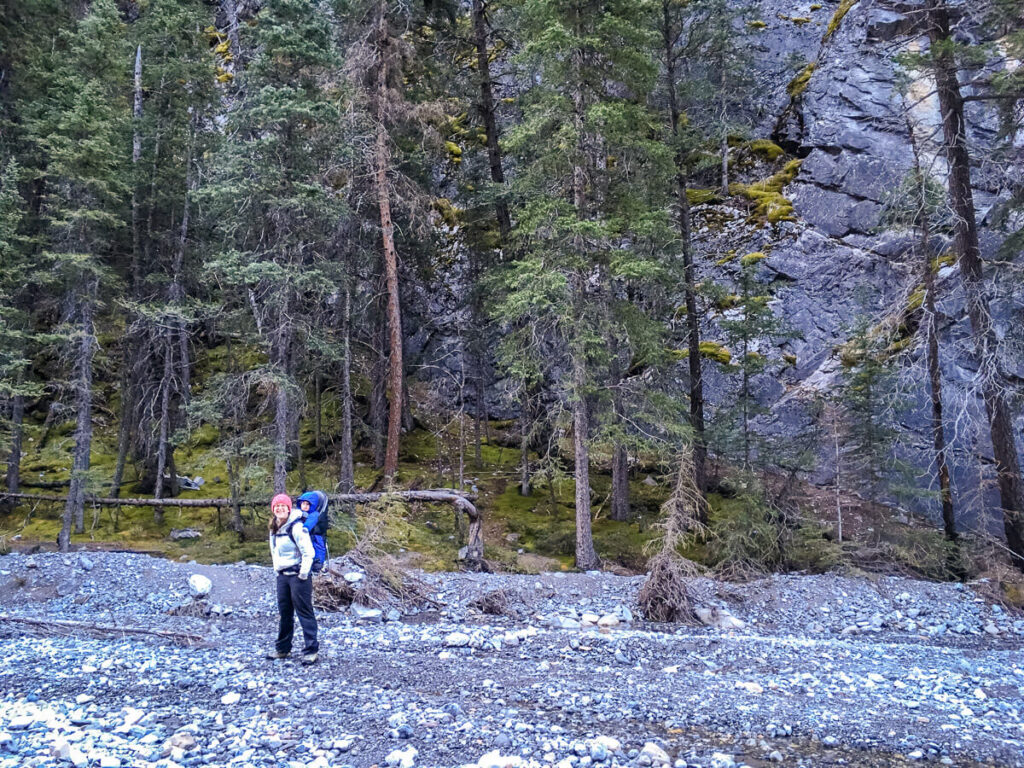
[573,357,600,570]
[339,286,355,493]
[662,0,707,518]
[131,45,143,292]
[376,1,403,480]
[471,0,511,238]
[928,2,1024,568]
[610,346,630,521]
[906,117,956,541]
[5,395,23,494]
[272,327,291,494]
[59,280,97,551]
[152,337,174,526]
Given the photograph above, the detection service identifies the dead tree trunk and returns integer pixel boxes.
[339,285,355,493]
[59,280,97,550]
[928,2,1024,568]
[662,0,707,519]
[471,0,511,238]
[573,357,600,570]
[152,337,174,526]
[610,346,630,521]
[272,314,292,494]
[906,115,956,541]
[375,1,403,480]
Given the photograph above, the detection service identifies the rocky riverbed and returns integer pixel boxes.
[1,552,1022,767]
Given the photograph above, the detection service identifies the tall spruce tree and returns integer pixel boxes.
[498,0,671,568]
[28,0,130,550]
[201,0,347,495]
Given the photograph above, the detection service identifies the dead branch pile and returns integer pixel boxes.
[313,498,438,612]
[0,614,205,646]
[469,588,528,618]
[637,450,706,624]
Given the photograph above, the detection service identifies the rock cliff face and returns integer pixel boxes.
[406,0,1022,531]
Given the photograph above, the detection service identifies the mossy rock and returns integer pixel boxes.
[746,139,785,161]
[740,251,768,267]
[787,63,817,99]
[746,19,768,29]
[824,0,858,41]
[687,188,722,206]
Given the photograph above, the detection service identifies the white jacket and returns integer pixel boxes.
[269,509,314,578]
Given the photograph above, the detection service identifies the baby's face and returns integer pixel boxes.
[300,501,311,512]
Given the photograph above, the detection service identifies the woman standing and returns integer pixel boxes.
[266,493,319,664]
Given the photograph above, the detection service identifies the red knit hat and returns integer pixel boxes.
[271,493,292,511]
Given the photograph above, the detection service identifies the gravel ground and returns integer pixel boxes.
[1,552,1022,768]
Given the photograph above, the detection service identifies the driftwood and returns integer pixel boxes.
[0,488,485,564]
[0,614,206,646]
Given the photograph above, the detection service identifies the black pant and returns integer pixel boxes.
[275,572,319,655]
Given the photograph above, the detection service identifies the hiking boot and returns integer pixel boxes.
[301,653,318,666]
[265,650,288,660]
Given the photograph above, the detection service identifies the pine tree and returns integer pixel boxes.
[201,0,348,497]
[498,0,672,568]
[28,0,130,550]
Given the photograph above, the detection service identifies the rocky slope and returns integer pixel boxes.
[2,552,1023,767]
[409,0,1022,532]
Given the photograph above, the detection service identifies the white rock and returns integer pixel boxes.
[220,692,241,706]
[984,622,1000,636]
[640,742,670,766]
[99,757,122,768]
[590,736,621,752]
[694,606,745,631]
[549,616,581,630]
[351,604,383,622]
[477,750,524,768]
[188,573,212,598]
[52,740,72,760]
[597,614,619,628]
[734,681,763,695]
[385,745,418,768]
[69,747,88,768]
[343,572,364,583]
[908,749,924,760]
[709,753,736,768]
[580,613,600,625]
[444,632,470,647]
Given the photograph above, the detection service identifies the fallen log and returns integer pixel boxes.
[0,488,485,565]
[0,614,206,646]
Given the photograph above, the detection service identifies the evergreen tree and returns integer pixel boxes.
[713,255,789,473]
[201,0,348,497]
[28,0,130,550]
[498,0,672,568]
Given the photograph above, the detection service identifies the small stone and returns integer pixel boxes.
[188,573,212,598]
[769,751,783,763]
[709,753,735,768]
[351,604,383,622]
[220,692,241,706]
[343,572,364,583]
[640,742,670,766]
[908,749,924,760]
[597,614,619,628]
[983,622,1000,636]
[444,632,470,648]
[385,745,417,768]
[79,556,94,571]
[99,757,121,768]
[822,736,837,747]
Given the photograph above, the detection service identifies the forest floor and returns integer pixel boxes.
[1,551,1023,768]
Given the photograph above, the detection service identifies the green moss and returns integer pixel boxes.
[783,353,798,366]
[810,3,822,9]
[747,19,768,29]
[700,340,732,364]
[746,139,785,161]
[790,16,812,25]
[687,188,722,205]
[906,286,926,313]
[731,159,802,223]
[787,62,817,99]
[715,250,738,266]
[931,252,956,272]
[740,251,768,266]
[823,0,858,41]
